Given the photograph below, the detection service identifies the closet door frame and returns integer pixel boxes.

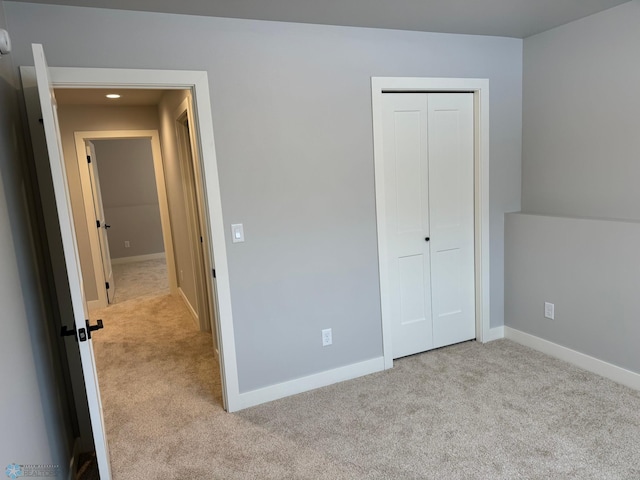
[371,77,491,369]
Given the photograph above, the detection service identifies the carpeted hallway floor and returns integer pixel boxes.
[90,284,640,480]
[110,257,170,304]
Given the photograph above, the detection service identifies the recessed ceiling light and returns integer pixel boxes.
[106,94,121,99]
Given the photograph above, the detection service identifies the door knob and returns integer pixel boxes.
[85,319,104,339]
[104,224,111,229]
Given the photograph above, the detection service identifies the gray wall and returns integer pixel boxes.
[0,1,74,473]
[158,89,199,315]
[522,0,640,219]
[6,2,523,393]
[505,213,640,373]
[505,1,640,373]
[93,138,165,259]
[56,104,161,300]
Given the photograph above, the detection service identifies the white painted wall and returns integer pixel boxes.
[0,0,73,473]
[522,0,640,219]
[5,2,522,393]
[56,104,161,300]
[505,213,640,374]
[506,1,640,373]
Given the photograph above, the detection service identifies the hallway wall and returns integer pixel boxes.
[157,90,200,324]
[93,138,165,259]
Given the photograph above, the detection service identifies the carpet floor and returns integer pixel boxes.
[110,257,169,304]
[91,293,640,479]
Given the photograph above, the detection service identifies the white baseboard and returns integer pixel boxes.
[178,287,199,329]
[504,327,640,391]
[484,326,504,342]
[111,252,165,265]
[87,298,105,311]
[232,356,385,411]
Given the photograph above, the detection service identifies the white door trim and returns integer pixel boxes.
[75,130,177,310]
[371,77,491,369]
[23,66,238,411]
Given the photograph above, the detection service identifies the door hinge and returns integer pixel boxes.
[212,268,216,278]
[105,282,110,290]
[87,155,91,164]
[97,220,101,228]
[200,236,203,243]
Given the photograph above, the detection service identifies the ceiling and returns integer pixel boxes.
[10,0,631,38]
[54,88,166,106]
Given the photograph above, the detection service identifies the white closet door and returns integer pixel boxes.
[381,93,475,359]
[427,93,475,348]
[382,94,434,359]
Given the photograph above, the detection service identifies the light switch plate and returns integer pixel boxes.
[231,223,245,243]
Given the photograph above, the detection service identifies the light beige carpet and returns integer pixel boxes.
[110,257,169,304]
[91,295,640,479]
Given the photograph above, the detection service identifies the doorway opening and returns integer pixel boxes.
[56,87,221,476]
[23,53,238,479]
[73,130,174,310]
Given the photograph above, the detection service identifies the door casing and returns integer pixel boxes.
[371,77,491,369]
[21,66,239,412]
[76,130,176,310]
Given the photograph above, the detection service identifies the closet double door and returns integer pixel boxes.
[382,93,475,359]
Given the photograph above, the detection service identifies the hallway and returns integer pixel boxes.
[90,273,222,479]
[110,258,170,304]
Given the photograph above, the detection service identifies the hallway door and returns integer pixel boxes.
[86,141,115,303]
[33,43,113,480]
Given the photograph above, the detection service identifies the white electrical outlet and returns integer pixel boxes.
[544,302,555,320]
[322,328,332,347]
[124,240,130,248]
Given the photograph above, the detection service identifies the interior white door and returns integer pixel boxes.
[427,93,475,348]
[382,92,475,359]
[86,141,115,304]
[32,44,112,479]
[382,93,434,358]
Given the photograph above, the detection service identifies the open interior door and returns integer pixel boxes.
[86,140,115,303]
[32,43,112,479]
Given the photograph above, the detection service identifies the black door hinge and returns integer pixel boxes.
[105,282,110,290]
[97,220,101,228]
[212,268,216,278]
[200,236,203,243]
[87,155,91,164]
